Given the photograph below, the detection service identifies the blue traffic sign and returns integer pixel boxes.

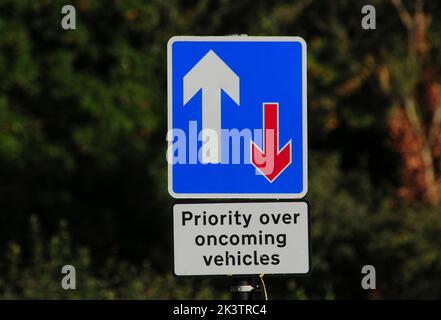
[167,36,307,198]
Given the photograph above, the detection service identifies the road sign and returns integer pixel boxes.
[167,36,307,198]
[173,201,310,276]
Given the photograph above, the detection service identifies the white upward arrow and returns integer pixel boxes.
[183,50,240,164]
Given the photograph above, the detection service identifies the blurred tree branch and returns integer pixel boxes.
[388,0,441,205]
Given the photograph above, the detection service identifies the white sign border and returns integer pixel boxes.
[167,36,308,199]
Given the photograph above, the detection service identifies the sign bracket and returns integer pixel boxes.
[231,277,254,300]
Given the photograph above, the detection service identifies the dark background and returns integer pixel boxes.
[0,0,441,299]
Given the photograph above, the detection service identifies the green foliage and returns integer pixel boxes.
[370,205,441,298]
[1,0,441,299]
[0,216,227,299]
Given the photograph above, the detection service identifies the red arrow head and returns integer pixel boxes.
[251,103,292,182]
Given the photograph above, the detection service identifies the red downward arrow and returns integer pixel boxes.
[251,103,292,182]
